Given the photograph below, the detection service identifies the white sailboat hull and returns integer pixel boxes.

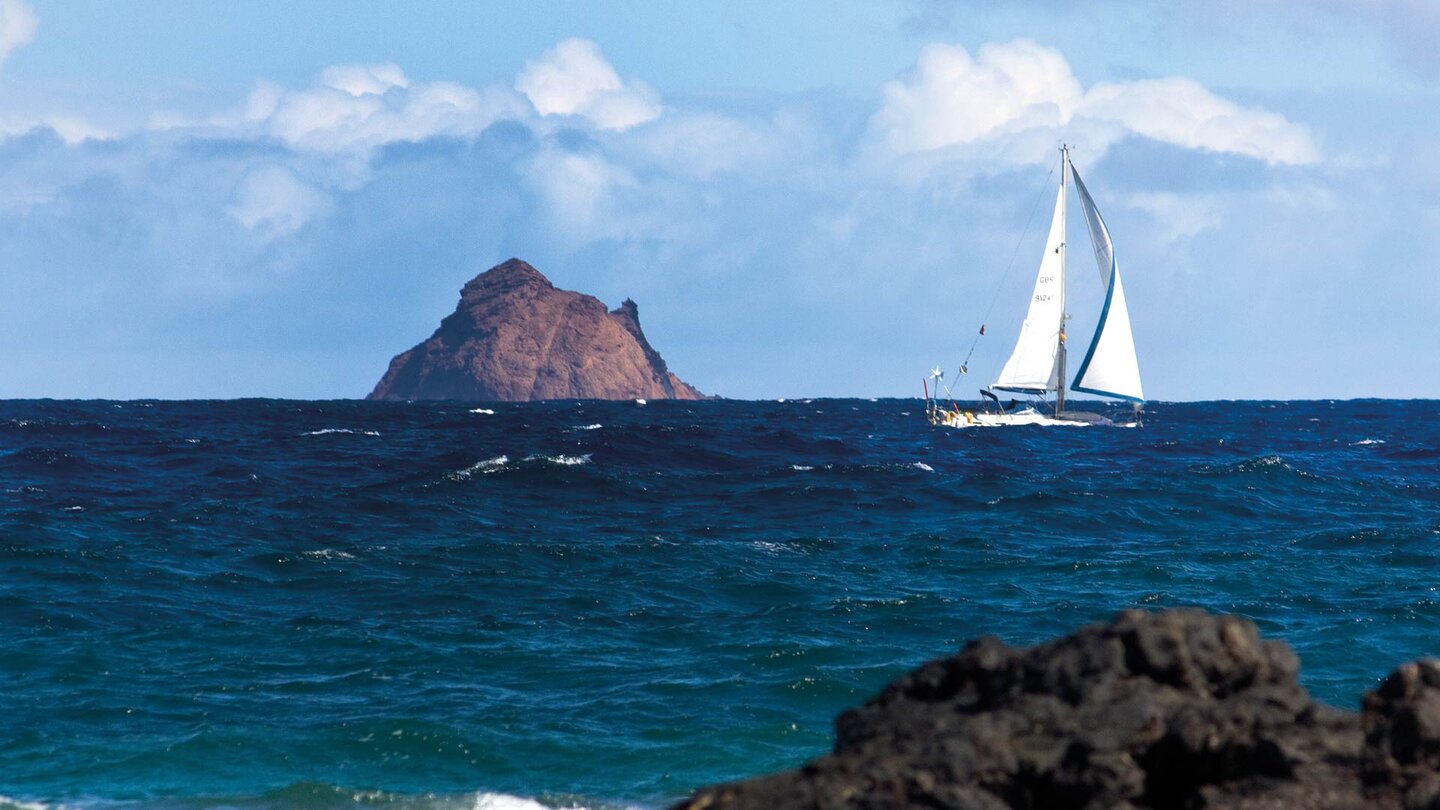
[931,406,1134,428]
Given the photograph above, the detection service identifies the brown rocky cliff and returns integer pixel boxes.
[367,259,705,402]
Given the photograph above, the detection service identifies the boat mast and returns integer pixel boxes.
[1056,144,1068,416]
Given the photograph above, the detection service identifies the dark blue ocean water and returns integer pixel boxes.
[3,398,1439,809]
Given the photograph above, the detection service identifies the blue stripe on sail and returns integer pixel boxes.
[1070,385,1145,403]
[1069,256,1144,402]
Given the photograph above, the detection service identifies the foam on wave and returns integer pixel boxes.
[524,454,592,466]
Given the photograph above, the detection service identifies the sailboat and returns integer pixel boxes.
[927,145,1144,428]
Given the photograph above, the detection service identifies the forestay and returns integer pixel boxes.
[1070,166,1144,402]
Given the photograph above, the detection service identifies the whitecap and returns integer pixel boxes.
[470,408,496,415]
[302,549,356,561]
[452,455,509,479]
[571,424,603,431]
[634,398,647,406]
[1351,438,1386,446]
[0,796,53,810]
[791,464,814,471]
[303,428,380,436]
[524,454,592,466]
[913,462,935,472]
[471,792,595,810]
[62,506,84,512]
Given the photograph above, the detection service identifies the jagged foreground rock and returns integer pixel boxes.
[368,259,704,402]
[674,610,1440,809]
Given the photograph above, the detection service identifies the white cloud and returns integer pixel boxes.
[0,114,109,144]
[227,165,332,237]
[523,149,639,243]
[875,40,1081,154]
[225,64,527,154]
[515,38,660,131]
[872,38,1317,166]
[1125,192,1225,245]
[0,0,36,70]
[1082,78,1318,165]
[320,63,409,97]
[629,112,789,179]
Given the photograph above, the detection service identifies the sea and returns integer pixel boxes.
[3,398,1439,810]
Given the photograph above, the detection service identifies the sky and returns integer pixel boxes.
[1,0,1437,401]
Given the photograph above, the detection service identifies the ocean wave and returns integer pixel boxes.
[570,424,603,431]
[470,408,496,415]
[471,793,604,810]
[451,455,510,479]
[301,549,356,561]
[1351,438,1386,446]
[3,447,93,472]
[19,784,646,810]
[0,796,52,810]
[524,454,592,466]
[1196,454,1320,479]
[2,419,111,433]
[303,428,381,437]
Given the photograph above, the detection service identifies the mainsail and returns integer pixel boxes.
[992,178,1066,393]
[1069,165,1144,402]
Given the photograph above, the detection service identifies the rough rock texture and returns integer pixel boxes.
[674,610,1440,810]
[368,259,704,402]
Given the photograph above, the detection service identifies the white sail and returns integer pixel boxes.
[1070,166,1144,402]
[992,181,1066,393]
[1072,168,1112,290]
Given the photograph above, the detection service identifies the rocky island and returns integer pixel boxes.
[675,610,1440,810]
[367,259,704,402]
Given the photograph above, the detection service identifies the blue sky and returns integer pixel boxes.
[1,0,1437,400]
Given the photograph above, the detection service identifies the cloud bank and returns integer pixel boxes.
[0,0,36,70]
[515,38,661,131]
[872,39,1318,165]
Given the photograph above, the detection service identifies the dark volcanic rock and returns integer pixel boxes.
[368,259,705,401]
[673,610,1440,810]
